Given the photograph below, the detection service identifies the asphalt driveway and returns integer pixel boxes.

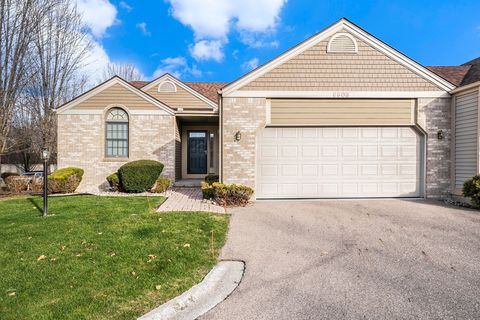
[202,199,480,320]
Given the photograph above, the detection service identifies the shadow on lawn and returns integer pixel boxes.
[28,197,43,216]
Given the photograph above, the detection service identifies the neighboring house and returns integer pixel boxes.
[56,18,480,199]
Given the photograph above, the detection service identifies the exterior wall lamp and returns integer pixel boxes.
[41,147,50,217]
[234,131,242,142]
[437,130,445,140]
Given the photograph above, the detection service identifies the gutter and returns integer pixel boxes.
[449,80,480,94]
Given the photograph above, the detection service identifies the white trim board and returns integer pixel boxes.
[55,77,175,115]
[225,91,450,98]
[220,18,455,95]
[142,73,218,110]
[59,109,173,116]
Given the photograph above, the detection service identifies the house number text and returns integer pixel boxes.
[332,92,349,98]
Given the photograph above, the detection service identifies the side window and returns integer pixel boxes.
[105,107,129,157]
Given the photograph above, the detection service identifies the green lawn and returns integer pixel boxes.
[0,195,229,319]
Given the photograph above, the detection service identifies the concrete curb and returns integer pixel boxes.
[138,260,245,320]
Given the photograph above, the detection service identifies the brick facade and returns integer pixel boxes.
[57,112,175,192]
[417,97,452,198]
[222,97,267,188]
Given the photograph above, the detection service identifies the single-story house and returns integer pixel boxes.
[56,18,480,199]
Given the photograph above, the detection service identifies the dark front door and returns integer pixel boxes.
[187,131,208,174]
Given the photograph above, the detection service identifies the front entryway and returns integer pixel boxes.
[178,122,219,180]
[188,131,208,174]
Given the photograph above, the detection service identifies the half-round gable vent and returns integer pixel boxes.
[327,33,358,53]
[158,80,176,93]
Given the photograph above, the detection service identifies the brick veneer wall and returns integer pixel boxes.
[57,112,175,192]
[222,96,452,198]
[222,97,267,188]
[417,97,452,198]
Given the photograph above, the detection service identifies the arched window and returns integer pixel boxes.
[327,33,358,53]
[158,80,176,93]
[106,107,129,157]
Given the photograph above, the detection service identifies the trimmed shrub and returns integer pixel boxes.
[48,167,84,194]
[201,181,214,199]
[106,172,121,191]
[5,176,29,193]
[201,182,253,207]
[30,177,44,193]
[118,160,164,193]
[463,174,480,208]
[1,172,19,180]
[204,174,219,184]
[151,177,171,193]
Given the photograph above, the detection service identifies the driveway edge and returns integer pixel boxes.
[138,260,245,320]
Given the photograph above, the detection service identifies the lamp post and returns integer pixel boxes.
[41,148,50,217]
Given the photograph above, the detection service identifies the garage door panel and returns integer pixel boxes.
[322,128,339,138]
[341,128,358,138]
[256,127,421,198]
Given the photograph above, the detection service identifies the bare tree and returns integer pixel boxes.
[0,1,50,163]
[102,63,144,82]
[1,0,92,173]
[23,0,91,156]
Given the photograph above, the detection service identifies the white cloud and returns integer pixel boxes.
[119,1,132,11]
[79,36,111,85]
[235,0,286,32]
[167,0,231,39]
[189,40,224,62]
[76,0,118,38]
[242,57,259,71]
[240,33,279,48]
[74,0,125,87]
[153,56,202,79]
[136,22,151,36]
[166,0,287,61]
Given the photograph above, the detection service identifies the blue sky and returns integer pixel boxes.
[79,0,480,83]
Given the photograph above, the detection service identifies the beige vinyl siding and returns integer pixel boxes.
[270,99,415,126]
[145,85,211,109]
[75,83,159,110]
[240,30,441,92]
[455,90,479,189]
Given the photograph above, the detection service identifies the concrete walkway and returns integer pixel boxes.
[157,187,225,214]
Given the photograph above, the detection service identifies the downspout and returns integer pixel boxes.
[218,90,223,183]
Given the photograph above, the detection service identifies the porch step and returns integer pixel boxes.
[173,179,203,187]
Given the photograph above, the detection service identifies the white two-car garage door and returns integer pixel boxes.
[256,127,422,199]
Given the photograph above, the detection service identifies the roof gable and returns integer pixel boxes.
[141,74,219,110]
[56,77,175,115]
[221,18,455,95]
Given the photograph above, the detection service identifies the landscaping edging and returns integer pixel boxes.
[138,260,245,320]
